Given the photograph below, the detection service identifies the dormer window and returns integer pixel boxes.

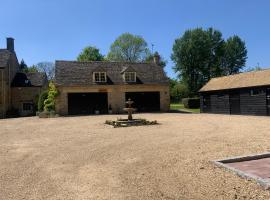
[124,72,136,82]
[93,72,107,82]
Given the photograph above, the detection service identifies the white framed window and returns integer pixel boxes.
[93,72,107,82]
[124,72,136,82]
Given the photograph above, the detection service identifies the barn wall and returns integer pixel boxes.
[210,94,230,114]
[200,86,269,116]
[240,89,267,116]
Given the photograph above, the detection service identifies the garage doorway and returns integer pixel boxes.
[125,92,160,112]
[68,93,108,115]
[230,93,240,114]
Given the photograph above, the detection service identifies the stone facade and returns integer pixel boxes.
[55,84,170,115]
[0,38,48,118]
[11,87,44,116]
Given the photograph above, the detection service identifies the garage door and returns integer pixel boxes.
[68,93,108,115]
[125,92,160,112]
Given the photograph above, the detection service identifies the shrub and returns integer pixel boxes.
[44,82,58,112]
[182,98,200,109]
[38,90,48,112]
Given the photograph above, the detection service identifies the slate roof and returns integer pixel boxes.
[200,68,270,92]
[11,72,48,87]
[0,49,11,68]
[26,72,48,86]
[55,61,169,86]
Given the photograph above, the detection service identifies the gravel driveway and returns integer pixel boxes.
[1,113,270,200]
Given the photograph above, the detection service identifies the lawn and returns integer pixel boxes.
[170,103,200,113]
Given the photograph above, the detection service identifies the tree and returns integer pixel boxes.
[107,33,150,62]
[171,27,247,96]
[77,46,104,61]
[22,65,38,73]
[222,36,247,75]
[169,79,189,102]
[36,62,55,80]
[145,51,167,68]
[19,59,27,70]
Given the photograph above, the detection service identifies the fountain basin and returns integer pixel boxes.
[105,118,158,128]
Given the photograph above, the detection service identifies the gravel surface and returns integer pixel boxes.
[1,113,270,200]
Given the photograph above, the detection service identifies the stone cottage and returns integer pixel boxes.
[55,58,170,115]
[0,38,48,118]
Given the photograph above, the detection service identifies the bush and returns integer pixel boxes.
[44,82,58,112]
[182,98,200,109]
[38,90,48,112]
[169,79,190,103]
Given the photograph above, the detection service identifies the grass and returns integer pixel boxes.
[170,103,200,113]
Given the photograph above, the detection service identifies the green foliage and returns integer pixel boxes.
[77,46,104,61]
[38,90,48,112]
[223,36,248,75]
[182,98,200,109]
[145,51,167,68]
[107,33,150,62]
[22,65,38,73]
[169,79,189,102]
[44,82,58,112]
[171,27,247,96]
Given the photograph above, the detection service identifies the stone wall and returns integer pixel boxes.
[55,84,170,115]
[11,87,42,116]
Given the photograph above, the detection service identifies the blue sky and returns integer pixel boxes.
[1,0,270,78]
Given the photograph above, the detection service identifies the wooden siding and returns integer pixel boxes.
[210,94,230,114]
[200,86,270,116]
[240,89,267,116]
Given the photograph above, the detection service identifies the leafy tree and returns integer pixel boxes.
[171,27,247,96]
[145,51,167,68]
[77,46,104,61]
[222,36,247,75]
[22,65,38,73]
[169,79,189,102]
[107,33,150,62]
[19,59,27,70]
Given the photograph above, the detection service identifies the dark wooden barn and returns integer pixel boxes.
[199,69,270,116]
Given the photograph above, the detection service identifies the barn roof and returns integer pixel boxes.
[200,68,270,92]
[55,60,169,86]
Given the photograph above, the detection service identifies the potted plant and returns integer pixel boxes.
[108,104,113,114]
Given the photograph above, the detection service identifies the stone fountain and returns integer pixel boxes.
[123,98,136,120]
[105,98,158,128]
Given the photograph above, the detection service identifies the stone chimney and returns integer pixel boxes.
[6,37,15,52]
[153,52,160,65]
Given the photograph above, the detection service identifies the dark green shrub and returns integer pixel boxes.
[38,90,48,112]
[182,98,200,109]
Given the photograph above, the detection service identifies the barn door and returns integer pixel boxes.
[267,89,270,116]
[230,93,240,115]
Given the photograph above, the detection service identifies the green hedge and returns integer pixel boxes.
[182,98,200,109]
[38,90,48,112]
